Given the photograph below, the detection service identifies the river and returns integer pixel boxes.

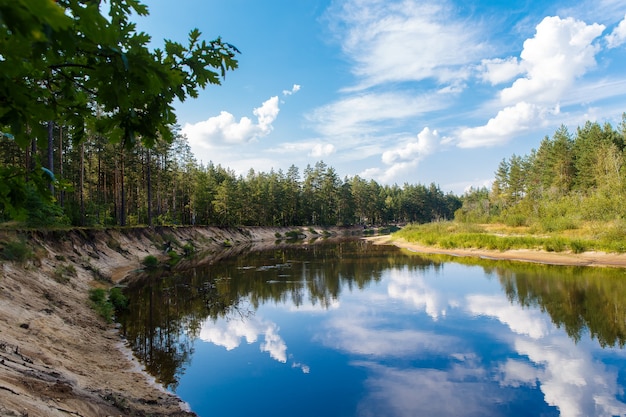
[119,238,626,417]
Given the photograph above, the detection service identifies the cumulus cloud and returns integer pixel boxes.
[500,16,605,104]
[199,316,287,363]
[386,266,451,319]
[514,337,626,417]
[457,102,552,148]
[466,293,551,339]
[329,0,486,90]
[606,14,626,48]
[361,127,440,183]
[457,16,606,149]
[182,96,280,148]
[382,127,438,165]
[479,57,523,85]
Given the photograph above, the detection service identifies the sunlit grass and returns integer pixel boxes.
[393,221,623,253]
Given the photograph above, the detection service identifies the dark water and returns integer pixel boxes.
[119,239,626,417]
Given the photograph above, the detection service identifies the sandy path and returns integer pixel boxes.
[369,235,626,268]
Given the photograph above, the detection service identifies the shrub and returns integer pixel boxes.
[108,287,128,312]
[142,255,158,269]
[182,243,195,257]
[274,232,282,238]
[0,238,33,262]
[88,288,114,323]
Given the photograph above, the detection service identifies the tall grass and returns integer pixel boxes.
[394,221,613,253]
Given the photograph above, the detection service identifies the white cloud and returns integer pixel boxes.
[322,314,458,357]
[182,96,280,147]
[271,141,336,158]
[357,127,441,184]
[515,337,626,417]
[382,127,438,165]
[606,14,626,48]
[309,92,445,137]
[283,84,301,96]
[353,362,498,417]
[199,316,287,363]
[330,0,486,90]
[500,16,605,105]
[310,143,336,157]
[253,96,280,134]
[385,261,452,319]
[497,359,540,388]
[457,102,552,148]
[466,293,551,339]
[479,57,523,85]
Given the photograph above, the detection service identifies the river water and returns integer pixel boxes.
[119,239,626,417]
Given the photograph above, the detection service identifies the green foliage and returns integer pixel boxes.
[182,243,195,257]
[108,287,129,312]
[89,287,128,322]
[0,237,33,262]
[53,264,76,284]
[0,0,238,221]
[285,230,302,240]
[89,288,114,323]
[142,255,158,269]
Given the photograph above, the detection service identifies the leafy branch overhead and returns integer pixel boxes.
[0,0,240,149]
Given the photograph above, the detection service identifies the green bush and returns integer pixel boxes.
[108,287,128,312]
[89,287,128,322]
[142,255,158,269]
[182,243,195,257]
[89,288,114,323]
[0,238,33,262]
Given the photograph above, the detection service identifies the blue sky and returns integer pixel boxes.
[135,0,626,194]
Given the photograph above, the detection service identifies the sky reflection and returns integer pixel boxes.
[158,243,626,417]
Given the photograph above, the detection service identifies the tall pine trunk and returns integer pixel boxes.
[47,121,54,194]
[146,148,153,227]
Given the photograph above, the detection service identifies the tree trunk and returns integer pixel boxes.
[119,146,126,227]
[146,148,153,227]
[47,121,54,194]
[80,141,85,226]
[59,126,64,207]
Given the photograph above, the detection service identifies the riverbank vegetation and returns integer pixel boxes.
[397,117,626,253]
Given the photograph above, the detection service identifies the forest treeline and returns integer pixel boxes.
[457,115,626,231]
[0,127,461,227]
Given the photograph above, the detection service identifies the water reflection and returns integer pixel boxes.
[119,240,626,417]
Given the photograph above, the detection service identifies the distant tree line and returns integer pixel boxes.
[0,127,461,227]
[457,115,626,230]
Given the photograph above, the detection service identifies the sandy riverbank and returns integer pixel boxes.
[0,226,361,417]
[369,235,626,268]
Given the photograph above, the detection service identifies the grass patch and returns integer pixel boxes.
[393,221,618,254]
[53,264,77,284]
[89,288,114,323]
